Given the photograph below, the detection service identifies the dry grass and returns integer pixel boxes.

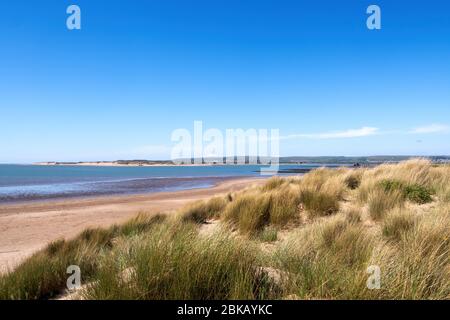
[268,184,301,226]
[257,226,278,242]
[0,213,165,299]
[358,159,435,204]
[382,209,417,241]
[222,182,301,234]
[222,192,272,234]
[180,196,229,223]
[367,187,404,221]
[344,206,363,224]
[261,176,286,191]
[273,217,374,298]
[1,159,449,300]
[344,169,363,190]
[300,190,340,218]
[83,221,277,300]
[372,204,450,299]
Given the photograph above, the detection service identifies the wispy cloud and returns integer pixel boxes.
[409,124,450,134]
[127,124,448,158]
[280,127,379,140]
[281,123,449,141]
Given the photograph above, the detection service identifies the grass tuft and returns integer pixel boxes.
[368,187,404,221]
[261,176,286,191]
[84,222,277,299]
[300,190,340,218]
[180,196,229,223]
[223,192,272,234]
[404,184,433,204]
[344,171,362,190]
[382,209,417,241]
[257,226,278,242]
[0,213,166,300]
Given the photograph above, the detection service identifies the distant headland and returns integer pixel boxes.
[34,156,450,167]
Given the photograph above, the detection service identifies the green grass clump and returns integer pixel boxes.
[0,232,108,300]
[0,213,165,300]
[119,213,166,237]
[268,186,301,226]
[223,193,272,235]
[319,219,373,267]
[344,172,362,190]
[181,196,229,223]
[223,185,301,235]
[274,218,374,299]
[379,179,405,192]
[378,179,433,205]
[404,184,433,204]
[300,190,340,218]
[257,226,278,242]
[84,222,277,299]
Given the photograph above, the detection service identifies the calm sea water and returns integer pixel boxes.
[0,164,346,203]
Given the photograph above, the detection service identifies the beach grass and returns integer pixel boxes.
[83,221,277,299]
[0,214,165,299]
[181,196,230,223]
[1,159,449,300]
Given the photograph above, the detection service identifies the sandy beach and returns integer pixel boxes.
[0,177,265,272]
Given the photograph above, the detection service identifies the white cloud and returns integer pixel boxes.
[409,124,450,134]
[280,127,379,140]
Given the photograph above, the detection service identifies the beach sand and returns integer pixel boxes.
[0,177,265,272]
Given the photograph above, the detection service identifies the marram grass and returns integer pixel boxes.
[1,159,449,300]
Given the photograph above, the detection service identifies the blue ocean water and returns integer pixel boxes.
[0,164,344,203]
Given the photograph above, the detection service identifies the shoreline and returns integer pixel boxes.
[0,175,248,205]
[0,176,267,272]
[33,162,215,167]
[32,162,294,167]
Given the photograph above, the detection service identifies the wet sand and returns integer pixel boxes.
[0,177,265,272]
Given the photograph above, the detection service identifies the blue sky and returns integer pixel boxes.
[0,0,449,162]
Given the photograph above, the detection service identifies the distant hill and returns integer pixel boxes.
[174,155,450,165]
[35,156,450,166]
[279,155,450,164]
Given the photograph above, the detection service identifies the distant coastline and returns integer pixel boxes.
[34,161,194,167]
[33,155,450,167]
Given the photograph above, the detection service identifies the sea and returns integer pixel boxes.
[0,164,350,203]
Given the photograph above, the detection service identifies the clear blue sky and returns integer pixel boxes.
[1,0,449,162]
